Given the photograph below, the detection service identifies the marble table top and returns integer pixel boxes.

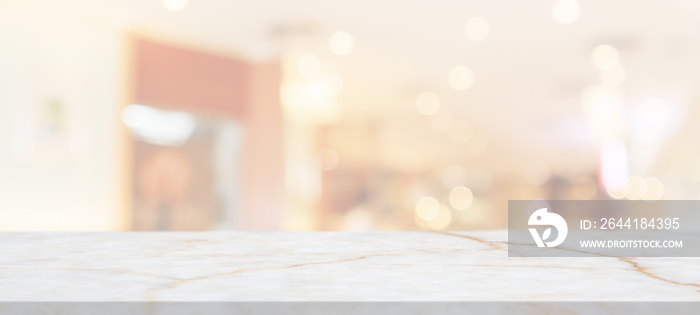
[1,231,699,301]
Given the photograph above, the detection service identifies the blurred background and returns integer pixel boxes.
[1,0,699,231]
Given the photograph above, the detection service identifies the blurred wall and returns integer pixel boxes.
[0,10,125,230]
[132,37,285,230]
[239,62,285,230]
[133,38,248,117]
[0,9,286,231]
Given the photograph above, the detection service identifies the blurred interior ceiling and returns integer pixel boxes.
[4,0,700,173]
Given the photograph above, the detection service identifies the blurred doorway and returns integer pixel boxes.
[124,105,243,230]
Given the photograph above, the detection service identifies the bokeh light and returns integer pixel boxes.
[449,186,474,210]
[642,177,664,201]
[448,66,474,90]
[599,64,626,87]
[415,196,440,221]
[161,0,189,11]
[552,0,581,24]
[316,148,339,171]
[591,45,619,71]
[624,175,647,200]
[426,205,452,230]
[307,74,344,100]
[415,92,441,115]
[328,32,355,56]
[415,204,452,230]
[464,17,490,41]
[607,182,631,199]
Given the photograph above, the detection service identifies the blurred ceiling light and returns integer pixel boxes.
[316,148,339,171]
[415,92,441,115]
[448,66,474,90]
[552,0,581,24]
[599,64,626,87]
[600,139,630,193]
[415,196,440,221]
[297,54,321,76]
[624,175,647,200]
[328,32,354,56]
[464,17,490,41]
[591,45,619,71]
[525,161,551,185]
[449,186,474,210]
[448,121,472,143]
[428,109,453,131]
[642,177,664,201]
[161,0,189,11]
[121,104,197,146]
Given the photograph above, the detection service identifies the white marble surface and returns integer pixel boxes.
[0,231,699,301]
